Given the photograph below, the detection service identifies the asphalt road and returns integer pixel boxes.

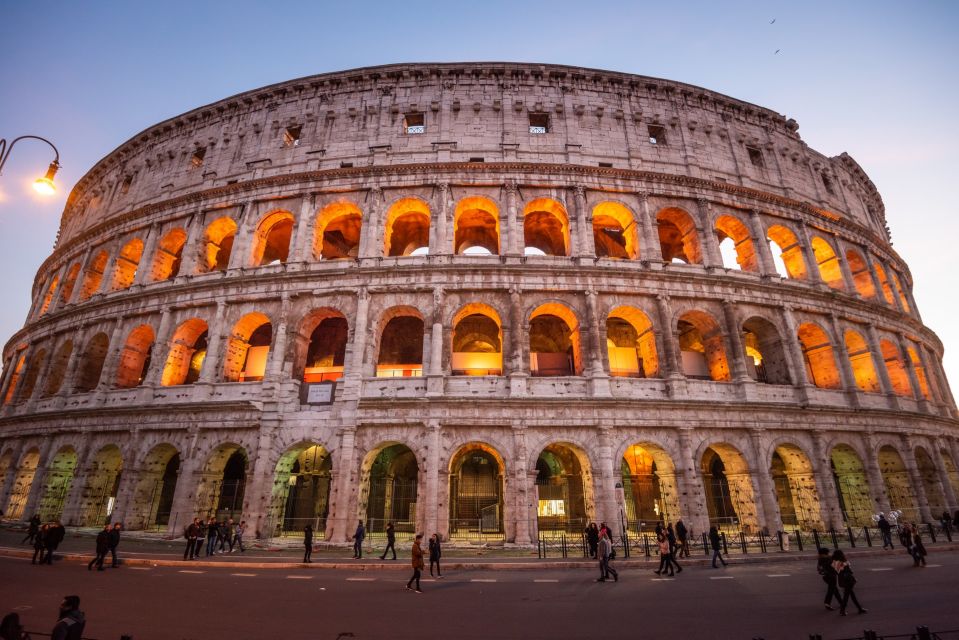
[1,552,957,640]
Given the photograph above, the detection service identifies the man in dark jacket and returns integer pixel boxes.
[380,521,397,560]
[303,524,314,563]
[88,524,111,571]
[675,519,690,558]
[352,520,365,559]
[709,526,727,568]
[51,595,85,640]
[205,517,218,556]
[817,547,841,610]
[22,514,41,544]
[108,522,122,567]
[877,514,894,549]
[45,521,65,565]
[32,523,48,564]
[184,518,201,560]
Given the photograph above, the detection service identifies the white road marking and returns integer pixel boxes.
[231,573,257,577]
[286,575,312,579]
[534,579,559,583]
[651,578,675,581]
[710,576,735,580]
[471,579,496,583]
[346,577,376,581]
[925,564,941,568]
[870,568,893,572]
[128,567,152,571]
[767,574,790,577]
[178,570,205,574]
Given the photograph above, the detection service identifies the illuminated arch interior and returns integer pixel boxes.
[451,304,503,376]
[384,198,431,256]
[797,323,841,389]
[111,238,144,291]
[766,225,807,279]
[74,332,110,393]
[701,444,758,532]
[42,340,74,396]
[298,310,349,382]
[741,316,791,385]
[161,318,209,386]
[715,214,757,272]
[223,312,273,382]
[115,325,155,389]
[314,201,362,260]
[677,310,730,382]
[529,303,581,376]
[606,306,658,378]
[810,236,844,290]
[523,198,569,257]
[252,210,295,266]
[657,207,702,265]
[845,249,876,299]
[271,443,332,536]
[844,330,881,393]
[203,217,237,272]
[454,196,500,255]
[376,308,424,377]
[150,228,187,281]
[592,201,637,260]
[79,251,109,301]
[830,444,872,526]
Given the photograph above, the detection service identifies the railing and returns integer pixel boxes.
[806,626,958,640]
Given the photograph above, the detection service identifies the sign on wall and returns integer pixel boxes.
[300,381,336,405]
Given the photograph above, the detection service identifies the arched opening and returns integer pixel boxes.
[314,202,362,260]
[150,228,187,281]
[196,444,247,519]
[222,313,272,382]
[58,263,81,308]
[535,443,592,535]
[376,310,424,377]
[2,353,25,405]
[160,318,209,386]
[844,330,881,393]
[252,210,295,266]
[296,311,349,382]
[0,450,14,505]
[715,215,758,272]
[111,238,144,291]
[115,325,155,389]
[657,207,702,264]
[845,250,876,299]
[771,444,823,530]
[77,445,123,526]
[606,307,658,378]
[621,443,680,533]
[810,236,845,290]
[78,251,109,301]
[941,451,959,504]
[766,225,807,280]
[4,449,40,519]
[16,348,46,402]
[880,339,912,397]
[130,444,180,529]
[202,217,237,272]
[797,323,842,389]
[529,303,581,376]
[37,447,77,522]
[592,201,637,260]
[454,196,500,255]
[873,262,896,306]
[741,317,792,385]
[451,305,502,376]
[830,444,872,526]
[449,444,505,540]
[878,445,920,523]
[361,444,419,537]
[74,332,110,393]
[384,198,430,256]
[677,311,730,382]
[38,276,59,316]
[915,447,946,517]
[270,444,332,538]
[701,444,758,532]
[907,346,931,400]
[42,340,73,397]
[523,198,569,257]
[890,270,912,313]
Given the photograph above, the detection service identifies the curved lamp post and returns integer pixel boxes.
[0,135,61,195]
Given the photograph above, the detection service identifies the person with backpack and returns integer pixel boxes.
[379,521,397,560]
[184,518,201,560]
[428,533,443,578]
[709,525,727,568]
[817,547,841,610]
[909,523,927,567]
[352,520,365,559]
[87,524,111,572]
[675,519,690,558]
[44,521,65,565]
[597,529,618,582]
[832,549,866,616]
[877,513,894,549]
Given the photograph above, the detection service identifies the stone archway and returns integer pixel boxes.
[621,443,680,533]
[195,444,248,520]
[534,443,592,535]
[4,449,39,520]
[129,444,180,530]
[268,444,332,539]
[359,444,419,539]
[448,444,505,541]
[915,447,946,517]
[701,444,758,533]
[878,445,920,523]
[829,444,873,527]
[770,444,823,530]
[37,447,78,522]
[77,445,123,526]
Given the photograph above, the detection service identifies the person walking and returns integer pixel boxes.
[597,529,618,582]
[832,549,866,616]
[233,520,246,553]
[217,519,230,553]
[909,523,927,567]
[666,523,678,557]
[817,547,841,610]
[32,524,48,565]
[224,518,236,553]
[654,532,680,576]
[406,533,425,593]
[380,521,397,560]
[108,522,122,568]
[51,595,85,640]
[184,518,200,560]
[87,524,111,571]
[585,522,599,559]
[205,517,218,556]
[352,520,365,559]
[21,514,40,545]
[675,519,690,558]
[709,526,727,568]
[303,524,314,563]
[44,521,65,565]
[428,533,443,578]
[877,514,894,549]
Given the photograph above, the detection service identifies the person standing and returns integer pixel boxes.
[352,520,365,559]
[205,517,218,556]
[428,533,443,578]
[184,518,200,560]
[380,521,397,560]
[406,533,424,593]
[585,522,599,559]
[233,520,246,553]
[303,524,314,563]
[877,514,894,549]
[108,522,122,568]
[225,518,236,553]
[675,519,690,558]
[832,549,866,616]
[909,523,927,567]
[709,526,727,568]
[21,514,40,545]
[88,524,111,571]
[45,521,65,565]
[51,595,85,640]
[217,519,230,553]
[654,532,680,576]
[32,524,48,565]
[817,547,841,610]
[666,523,678,558]
[597,529,618,582]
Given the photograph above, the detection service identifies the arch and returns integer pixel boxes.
[873,261,896,306]
[701,444,759,532]
[111,238,144,290]
[535,443,593,534]
[454,196,500,255]
[78,250,109,301]
[160,318,209,386]
[715,214,758,272]
[58,263,81,307]
[845,249,876,299]
[376,308,424,377]
[222,312,272,382]
[906,346,931,400]
[0,449,14,503]
[314,201,362,260]
[37,446,78,522]
[940,450,959,505]
[878,445,920,523]
[4,448,40,519]
[17,348,47,402]
[880,339,912,397]
[771,444,823,530]
[359,443,419,537]
[657,207,702,265]
[523,198,569,257]
[677,310,730,382]
[844,330,881,393]
[741,316,792,385]
[621,442,680,533]
[766,225,807,280]
[38,275,59,316]
[810,236,845,290]
[529,303,581,376]
[451,303,503,376]
[76,445,123,526]
[915,447,946,517]
[592,201,638,260]
[74,332,110,393]
[448,443,506,539]
[606,306,658,378]
[42,340,73,396]
[296,309,349,382]
[384,197,430,256]
[115,325,155,389]
[202,217,237,272]
[3,352,26,405]
[195,443,248,519]
[829,443,873,526]
[797,323,841,389]
[890,270,912,313]
[129,443,180,529]
[269,443,333,538]
[150,228,187,281]
[251,209,295,266]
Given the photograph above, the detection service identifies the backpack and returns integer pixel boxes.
[837,566,856,589]
[183,526,190,540]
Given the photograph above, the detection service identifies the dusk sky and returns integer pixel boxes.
[1,1,957,388]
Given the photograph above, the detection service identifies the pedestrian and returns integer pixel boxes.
[597,529,618,582]
[303,524,313,563]
[877,513,894,549]
[675,519,690,558]
[831,549,866,616]
[654,531,680,576]
[909,523,927,567]
[108,522,122,568]
[32,524,48,565]
[233,520,246,553]
[194,518,206,559]
[352,519,365,559]
[599,521,614,542]
[817,547,841,610]
[205,517,218,556]
[940,510,952,532]
[51,595,85,640]
[21,514,40,545]
[88,524,111,571]
[217,519,229,553]
[406,533,424,593]
[585,522,599,559]
[0,612,26,640]
[899,522,913,556]
[184,518,200,560]
[380,521,397,560]
[666,523,678,557]
[954,510,959,531]
[709,526,727,568]
[45,521,65,565]
[428,533,442,578]
[225,518,236,553]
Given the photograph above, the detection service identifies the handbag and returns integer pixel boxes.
[609,548,616,560]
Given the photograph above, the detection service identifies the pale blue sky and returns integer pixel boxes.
[1,0,957,387]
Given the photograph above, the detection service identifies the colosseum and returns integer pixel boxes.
[0,62,956,546]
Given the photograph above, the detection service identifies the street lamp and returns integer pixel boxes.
[0,135,62,195]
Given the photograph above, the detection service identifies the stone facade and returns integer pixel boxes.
[0,63,956,544]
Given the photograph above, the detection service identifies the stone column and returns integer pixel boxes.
[794,222,824,285]
[289,195,315,262]
[96,317,128,392]
[594,425,619,528]
[585,290,610,396]
[177,212,205,276]
[346,286,372,382]
[226,201,256,270]
[511,423,533,544]
[110,430,142,525]
[243,420,279,541]
[835,241,857,296]
[932,438,959,511]
[572,186,593,258]
[865,323,899,410]
[862,249,887,304]
[142,310,174,386]
[197,300,228,384]
[696,198,723,269]
[748,429,782,534]
[902,435,934,523]
[58,326,90,397]
[862,433,890,514]
[427,287,445,396]
[132,224,160,286]
[810,431,844,530]
[433,182,450,256]
[677,428,709,534]
[915,343,945,406]
[896,333,926,408]
[360,186,385,259]
[64,248,93,305]
[508,288,527,396]
[636,191,662,263]
[655,296,681,379]
[747,210,777,276]
[778,305,812,401]
[165,438,202,535]
[43,265,70,314]
[828,314,861,408]
[504,181,520,256]
[328,426,358,541]
[424,421,443,538]
[721,299,751,383]
[266,294,291,380]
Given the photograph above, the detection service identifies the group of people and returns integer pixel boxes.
[405,532,444,592]
[87,522,122,571]
[817,548,866,616]
[1,595,86,640]
[183,516,246,560]
[876,513,931,567]
[21,514,66,566]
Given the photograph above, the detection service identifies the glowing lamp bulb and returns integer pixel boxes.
[32,161,60,195]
